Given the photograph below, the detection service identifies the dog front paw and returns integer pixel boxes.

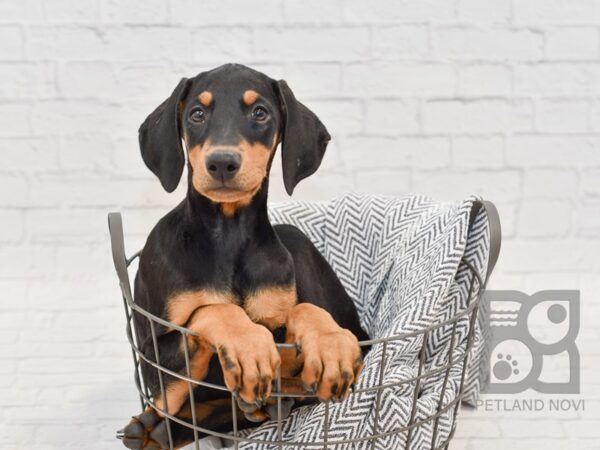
[215,321,280,405]
[287,303,363,402]
[189,304,281,406]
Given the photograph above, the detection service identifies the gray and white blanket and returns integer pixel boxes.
[220,193,494,450]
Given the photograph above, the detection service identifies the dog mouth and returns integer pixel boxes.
[204,184,257,203]
[209,185,241,193]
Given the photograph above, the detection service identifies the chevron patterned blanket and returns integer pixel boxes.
[232,193,491,449]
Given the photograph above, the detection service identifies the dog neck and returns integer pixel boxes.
[183,178,272,238]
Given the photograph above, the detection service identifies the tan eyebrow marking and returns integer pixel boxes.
[243,90,259,106]
[198,91,213,106]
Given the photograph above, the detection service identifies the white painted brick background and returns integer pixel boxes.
[1,0,599,448]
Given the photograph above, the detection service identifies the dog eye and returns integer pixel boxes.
[189,108,206,123]
[251,106,269,122]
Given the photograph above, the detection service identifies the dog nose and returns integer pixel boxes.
[205,152,241,181]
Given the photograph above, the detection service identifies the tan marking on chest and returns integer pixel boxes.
[220,196,254,217]
[244,285,297,330]
[167,289,236,327]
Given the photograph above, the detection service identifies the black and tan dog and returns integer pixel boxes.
[117,63,370,449]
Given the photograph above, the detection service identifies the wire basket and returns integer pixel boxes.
[108,209,495,450]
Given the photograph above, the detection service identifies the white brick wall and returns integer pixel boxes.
[1,1,599,449]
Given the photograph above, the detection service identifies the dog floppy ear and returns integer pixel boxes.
[276,80,331,196]
[139,78,190,193]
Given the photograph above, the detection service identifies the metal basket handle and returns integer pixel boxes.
[469,200,502,286]
[108,212,133,303]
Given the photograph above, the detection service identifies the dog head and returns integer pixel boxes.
[139,64,330,208]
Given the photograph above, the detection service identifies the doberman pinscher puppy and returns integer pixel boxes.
[117,63,370,449]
